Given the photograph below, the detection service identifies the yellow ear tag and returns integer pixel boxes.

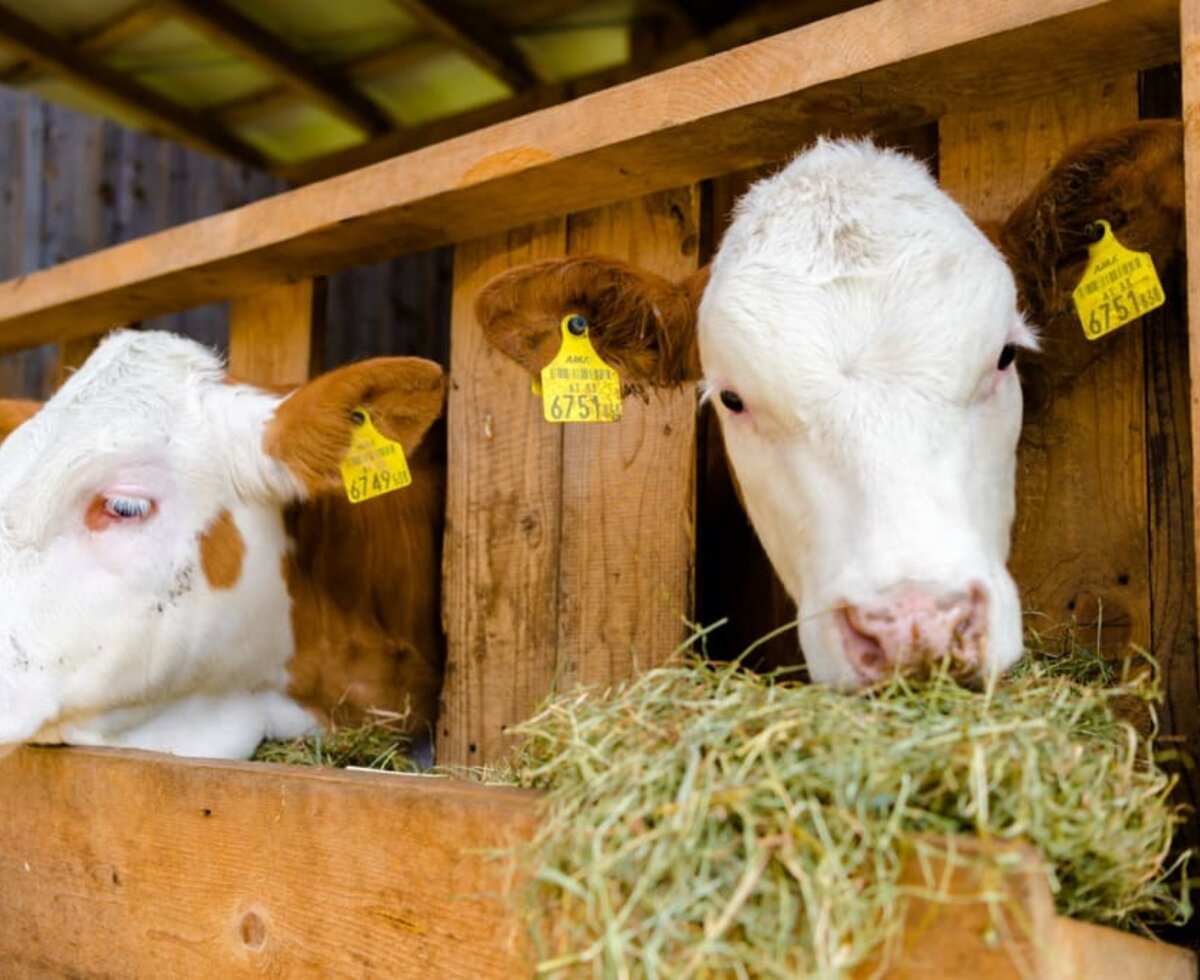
[339,408,412,504]
[1072,220,1165,340]
[539,314,623,423]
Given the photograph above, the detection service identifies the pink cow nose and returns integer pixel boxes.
[836,584,989,683]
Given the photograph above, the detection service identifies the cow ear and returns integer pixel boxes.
[999,120,1183,322]
[474,254,710,386]
[264,357,445,496]
[0,400,40,443]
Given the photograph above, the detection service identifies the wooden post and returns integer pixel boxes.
[55,331,111,388]
[227,279,324,388]
[442,189,700,766]
[939,79,1148,656]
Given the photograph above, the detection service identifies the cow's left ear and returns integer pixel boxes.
[0,399,41,443]
[999,119,1183,322]
[263,357,445,496]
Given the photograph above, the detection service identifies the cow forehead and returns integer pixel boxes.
[0,332,232,512]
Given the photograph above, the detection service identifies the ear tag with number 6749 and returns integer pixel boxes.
[1072,220,1165,341]
[339,407,412,503]
[539,313,623,423]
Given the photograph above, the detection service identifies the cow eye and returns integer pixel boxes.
[104,495,153,520]
[719,390,745,413]
[997,344,1017,371]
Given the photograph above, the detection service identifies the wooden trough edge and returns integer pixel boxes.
[0,0,1177,354]
[0,745,1192,978]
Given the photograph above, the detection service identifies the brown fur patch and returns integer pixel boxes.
[475,254,709,386]
[198,508,245,591]
[281,427,445,737]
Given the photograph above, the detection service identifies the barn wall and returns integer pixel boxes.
[0,86,451,399]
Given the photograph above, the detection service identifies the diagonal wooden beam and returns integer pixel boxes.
[0,3,265,166]
[387,0,540,90]
[161,0,392,137]
[0,4,173,88]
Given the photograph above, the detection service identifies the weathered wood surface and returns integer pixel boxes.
[441,189,699,768]
[228,278,323,388]
[0,0,1177,354]
[0,746,1190,978]
[0,746,540,978]
[939,79,1149,656]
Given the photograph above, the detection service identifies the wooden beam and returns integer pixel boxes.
[0,5,172,87]
[0,746,539,976]
[0,746,1191,977]
[163,0,392,137]
[0,4,264,166]
[228,278,324,388]
[0,0,1177,354]
[387,0,540,90]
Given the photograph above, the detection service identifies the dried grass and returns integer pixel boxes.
[252,707,415,772]
[505,627,1192,977]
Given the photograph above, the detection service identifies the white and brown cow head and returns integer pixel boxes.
[476,122,1183,689]
[0,330,445,759]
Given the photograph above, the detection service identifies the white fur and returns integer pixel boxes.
[0,331,318,758]
[699,139,1036,686]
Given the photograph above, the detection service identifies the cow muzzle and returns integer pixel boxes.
[835,583,989,684]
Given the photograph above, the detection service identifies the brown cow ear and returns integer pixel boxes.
[0,399,40,442]
[264,357,445,496]
[474,254,709,386]
[999,119,1183,322]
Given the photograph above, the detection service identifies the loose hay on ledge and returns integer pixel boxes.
[253,707,415,772]
[507,641,1191,977]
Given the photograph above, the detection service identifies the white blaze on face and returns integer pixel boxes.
[0,331,316,758]
[699,139,1036,688]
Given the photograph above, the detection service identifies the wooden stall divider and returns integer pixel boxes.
[228,278,325,388]
[441,189,699,767]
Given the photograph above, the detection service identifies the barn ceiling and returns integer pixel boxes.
[0,0,871,182]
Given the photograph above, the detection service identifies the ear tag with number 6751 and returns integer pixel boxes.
[339,407,412,503]
[539,314,623,423]
[1072,220,1165,341]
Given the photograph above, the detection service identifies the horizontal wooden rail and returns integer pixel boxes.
[0,746,1192,978]
[0,746,540,977]
[0,0,1177,355]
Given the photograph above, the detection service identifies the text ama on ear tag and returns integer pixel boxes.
[1072,220,1165,341]
[339,408,412,504]
[539,314,623,423]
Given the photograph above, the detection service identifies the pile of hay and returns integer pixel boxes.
[507,640,1191,976]
[253,707,415,772]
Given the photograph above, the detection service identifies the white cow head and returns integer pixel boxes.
[0,330,444,757]
[472,130,1165,688]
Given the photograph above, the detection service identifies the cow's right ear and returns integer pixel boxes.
[0,400,41,443]
[262,357,445,497]
[474,255,710,386]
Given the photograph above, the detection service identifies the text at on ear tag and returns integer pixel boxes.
[339,407,413,503]
[539,313,623,423]
[1072,219,1165,341]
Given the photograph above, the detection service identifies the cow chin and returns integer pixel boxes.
[798,569,1024,691]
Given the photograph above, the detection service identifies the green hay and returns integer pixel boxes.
[253,707,415,773]
[507,632,1192,977]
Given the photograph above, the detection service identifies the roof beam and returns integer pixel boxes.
[161,0,392,137]
[386,0,540,90]
[0,4,265,166]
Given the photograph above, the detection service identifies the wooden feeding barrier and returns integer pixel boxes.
[0,0,1198,974]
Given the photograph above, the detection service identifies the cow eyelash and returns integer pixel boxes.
[997,344,1017,371]
[104,495,153,520]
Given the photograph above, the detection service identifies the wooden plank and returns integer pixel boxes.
[1184,0,1200,746]
[228,279,323,387]
[556,188,699,691]
[0,746,539,977]
[938,79,1147,656]
[441,220,566,766]
[0,0,1177,354]
[1051,917,1197,980]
